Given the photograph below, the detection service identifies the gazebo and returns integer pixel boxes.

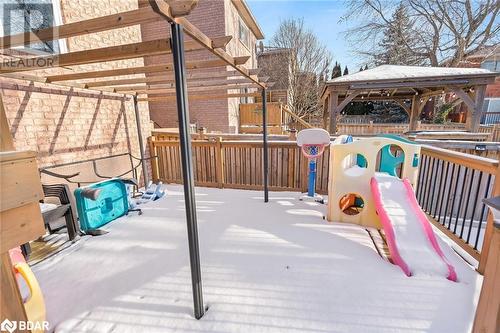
[321,65,498,134]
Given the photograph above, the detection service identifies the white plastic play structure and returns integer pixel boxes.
[327,135,457,281]
[297,128,331,202]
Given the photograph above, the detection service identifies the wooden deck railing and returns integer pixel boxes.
[149,137,330,194]
[416,145,499,272]
[150,137,498,272]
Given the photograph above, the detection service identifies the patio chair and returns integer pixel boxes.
[40,184,79,241]
[21,183,79,259]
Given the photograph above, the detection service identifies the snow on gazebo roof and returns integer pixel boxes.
[326,64,497,85]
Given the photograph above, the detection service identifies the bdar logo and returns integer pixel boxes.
[0,319,16,333]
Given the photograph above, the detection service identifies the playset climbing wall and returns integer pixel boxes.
[327,136,421,229]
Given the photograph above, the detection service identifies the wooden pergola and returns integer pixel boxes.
[321,65,498,134]
[0,0,272,320]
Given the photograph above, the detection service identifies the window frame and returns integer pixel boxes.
[238,18,250,50]
[1,0,67,55]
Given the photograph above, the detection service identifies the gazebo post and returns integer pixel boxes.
[262,87,269,202]
[328,91,339,135]
[409,96,420,132]
[452,85,487,132]
[322,95,329,130]
[132,94,149,186]
[170,21,205,320]
[472,85,487,132]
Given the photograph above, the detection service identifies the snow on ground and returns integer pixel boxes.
[33,185,482,333]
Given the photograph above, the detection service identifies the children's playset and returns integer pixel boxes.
[323,133,457,281]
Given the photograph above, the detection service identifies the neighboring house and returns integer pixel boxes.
[454,45,500,124]
[256,44,290,104]
[141,0,264,133]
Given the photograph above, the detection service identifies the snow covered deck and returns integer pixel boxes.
[34,186,481,333]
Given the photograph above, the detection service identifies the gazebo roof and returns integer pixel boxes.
[321,64,498,134]
[326,65,497,85]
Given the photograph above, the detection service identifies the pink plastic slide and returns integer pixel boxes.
[370,173,457,281]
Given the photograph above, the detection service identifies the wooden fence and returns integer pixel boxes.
[239,103,283,134]
[478,124,500,142]
[336,122,500,141]
[149,138,330,194]
[337,123,409,135]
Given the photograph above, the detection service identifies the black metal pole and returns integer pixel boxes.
[262,88,269,202]
[170,22,205,319]
[132,94,149,187]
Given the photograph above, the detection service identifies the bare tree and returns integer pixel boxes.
[260,18,332,118]
[343,0,499,66]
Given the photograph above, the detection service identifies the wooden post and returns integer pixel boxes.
[300,154,308,193]
[148,136,159,182]
[369,121,374,134]
[472,85,487,133]
[473,205,500,332]
[478,163,500,274]
[451,86,484,132]
[322,95,329,130]
[409,96,421,131]
[197,127,206,140]
[329,91,339,135]
[0,97,14,151]
[0,94,31,332]
[215,137,224,188]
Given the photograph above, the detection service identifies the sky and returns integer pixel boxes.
[247,0,363,73]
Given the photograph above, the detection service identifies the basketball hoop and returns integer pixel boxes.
[296,128,330,203]
[301,144,325,160]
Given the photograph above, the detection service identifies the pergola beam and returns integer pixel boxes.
[138,92,260,102]
[0,6,162,49]
[46,57,245,83]
[149,0,264,87]
[113,77,255,92]
[0,37,230,74]
[85,68,255,88]
[134,83,256,95]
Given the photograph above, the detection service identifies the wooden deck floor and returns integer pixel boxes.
[28,232,73,266]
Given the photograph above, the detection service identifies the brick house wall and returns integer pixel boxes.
[1,0,153,183]
[140,0,261,133]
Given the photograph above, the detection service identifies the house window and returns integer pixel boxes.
[481,98,500,124]
[240,87,249,104]
[238,18,250,49]
[481,60,499,72]
[1,0,66,55]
